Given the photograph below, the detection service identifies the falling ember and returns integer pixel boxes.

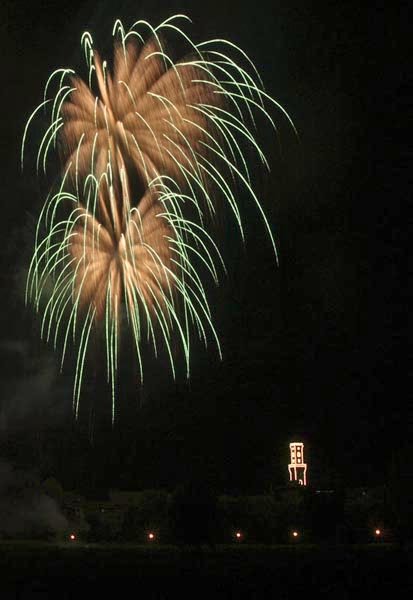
[22,15,296,419]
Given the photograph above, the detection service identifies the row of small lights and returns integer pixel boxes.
[68,528,384,543]
[235,529,384,541]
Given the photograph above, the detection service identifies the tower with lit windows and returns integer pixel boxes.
[288,442,307,486]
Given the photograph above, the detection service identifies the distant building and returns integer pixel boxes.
[288,442,308,486]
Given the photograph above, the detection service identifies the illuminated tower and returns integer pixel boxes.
[288,442,308,486]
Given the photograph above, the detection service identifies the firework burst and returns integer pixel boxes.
[22,15,295,420]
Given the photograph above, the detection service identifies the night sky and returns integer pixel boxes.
[0,1,407,494]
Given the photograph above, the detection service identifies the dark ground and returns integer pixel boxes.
[0,541,412,599]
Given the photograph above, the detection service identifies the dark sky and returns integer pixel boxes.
[0,1,407,494]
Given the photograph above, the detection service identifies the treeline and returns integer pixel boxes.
[64,482,410,545]
[1,470,411,544]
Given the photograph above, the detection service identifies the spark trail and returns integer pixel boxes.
[23,15,295,420]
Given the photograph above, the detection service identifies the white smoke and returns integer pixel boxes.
[0,461,68,539]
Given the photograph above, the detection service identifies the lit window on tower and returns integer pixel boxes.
[288,442,307,486]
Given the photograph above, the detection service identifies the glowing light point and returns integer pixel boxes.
[292,531,299,538]
[148,532,155,541]
[235,531,242,541]
[288,442,308,486]
[69,533,76,541]
[375,529,381,536]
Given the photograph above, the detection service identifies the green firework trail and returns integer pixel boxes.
[22,15,296,421]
